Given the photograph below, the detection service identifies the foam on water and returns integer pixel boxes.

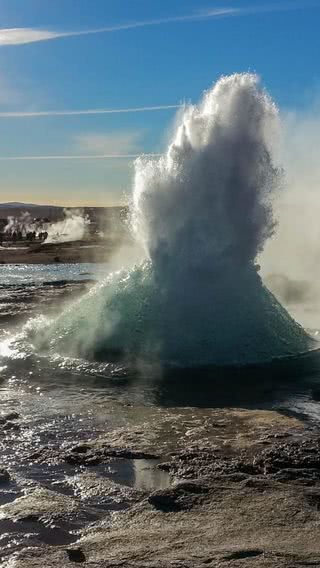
[33,73,310,366]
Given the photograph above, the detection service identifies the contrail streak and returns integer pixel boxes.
[0,153,162,161]
[0,3,318,46]
[0,104,182,118]
[0,9,236,46]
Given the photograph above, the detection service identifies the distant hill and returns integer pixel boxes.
[0,203,63,220]
[0,202,59,209]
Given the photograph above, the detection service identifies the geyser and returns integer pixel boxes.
[36,73,310,366]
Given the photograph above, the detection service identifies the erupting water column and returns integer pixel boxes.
[37,73,310,366]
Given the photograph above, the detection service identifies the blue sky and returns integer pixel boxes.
[0,0,319,206]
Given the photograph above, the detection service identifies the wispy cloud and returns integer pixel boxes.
[0,3,318,47]
[0,104,181,118]
[203,0,320,18]
[74,131,143,155]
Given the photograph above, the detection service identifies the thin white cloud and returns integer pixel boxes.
[204,1,320,18]
[74,131,143,155]
[0,129,155,159]
[0,28,60,46]
[0,104,181,118]
[0,3,318,46]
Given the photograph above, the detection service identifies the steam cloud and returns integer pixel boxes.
[3,208,90,243]
[261,99,320,327]
[45,209,90,243]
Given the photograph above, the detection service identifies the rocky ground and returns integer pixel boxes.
[0,236,129,264]
[1,405,320,567]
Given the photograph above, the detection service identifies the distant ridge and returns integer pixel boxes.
[0,202,60,209]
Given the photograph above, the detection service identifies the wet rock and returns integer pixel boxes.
[4,421,320,567]
[158,449,220,479]
[28,444,159,467]
[70,444,90,454]
[0,487,82,523]
[66,547,86,563]
[65,452,102,466]
[28,446,55,463]
[158,437,320,483]
[3,421,20,431]
[102,448,159,460]
[2,411,20,422]
[0,411,21,431]
[66,472,143,508]
[0,468,10,483]
[252,438,320,476]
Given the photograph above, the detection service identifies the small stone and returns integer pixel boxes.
[148,490,180,511]
[66,547,86,563]
[3,412,20,421]
[70,444,89,454]
[223,549,263,560]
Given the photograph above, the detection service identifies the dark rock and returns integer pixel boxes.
[18,513,40,522]
[148,482,209,512]
[64,452,102,466]
[27,442,160,467]
[66,547,86,563]
[304,490,320,509]
[0,468,10,483]
[70,444,90,454]
[223,549,264,560]
[2,412,20,421]
[3,421,20,431]
[0,411,20,426]
[102,447,159,460]
[64,446,159,466]
[148,490,181,512]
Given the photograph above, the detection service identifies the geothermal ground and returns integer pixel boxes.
[0,237,127,265]
[1,394,320,567]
